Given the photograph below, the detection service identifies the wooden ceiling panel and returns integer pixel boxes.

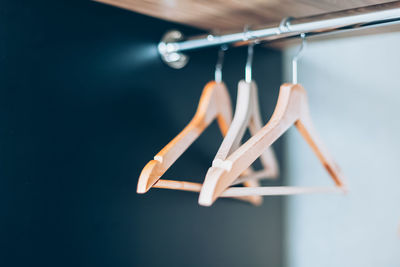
[95,0,394,31]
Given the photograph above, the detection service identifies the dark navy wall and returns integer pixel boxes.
[1,1,285,266]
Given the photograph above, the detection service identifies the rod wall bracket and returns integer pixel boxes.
[158,30,189,69]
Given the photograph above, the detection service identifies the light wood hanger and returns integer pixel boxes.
[202,44,278,205]
[210,80,279,180]
[137,81,266,205]
[199,83,347,206]
[206,45,278,201]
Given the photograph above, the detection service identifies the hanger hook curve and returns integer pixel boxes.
[292,33,307,84]
[215,45,228,82]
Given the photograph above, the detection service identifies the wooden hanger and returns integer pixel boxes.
[199,83,347,206]
[211,80,278,178]
[137,81,267,205]
[205,80,279,198]
[202,44,278,205]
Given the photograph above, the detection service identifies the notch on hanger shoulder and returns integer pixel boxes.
[199,83,346,206]
[137,81,231,193]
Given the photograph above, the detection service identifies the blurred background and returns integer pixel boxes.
[1,1,399,266]
[284,33,400,267]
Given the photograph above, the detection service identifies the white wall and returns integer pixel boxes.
[283,32,400,267]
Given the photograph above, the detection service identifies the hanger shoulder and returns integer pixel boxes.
[213,80,253,165]
[214,82,233,135]
[199,83,305,205]
[194,81,232,133]
[295,89,346,188]
[226,83,305,171]
[247,81,279,178]
[137,81,232,193]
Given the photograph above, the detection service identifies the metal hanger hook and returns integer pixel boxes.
[292,33,307,84]
[215,45,228,82]
[245,43,255,83]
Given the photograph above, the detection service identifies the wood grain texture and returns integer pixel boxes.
[95,0,393,31]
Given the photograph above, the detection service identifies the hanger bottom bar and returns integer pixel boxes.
[221,186,345,197]
[153,179,263,205]
[154,179,345,198]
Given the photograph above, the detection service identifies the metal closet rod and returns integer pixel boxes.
[171,1,400,52]
[158,1,400,68]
